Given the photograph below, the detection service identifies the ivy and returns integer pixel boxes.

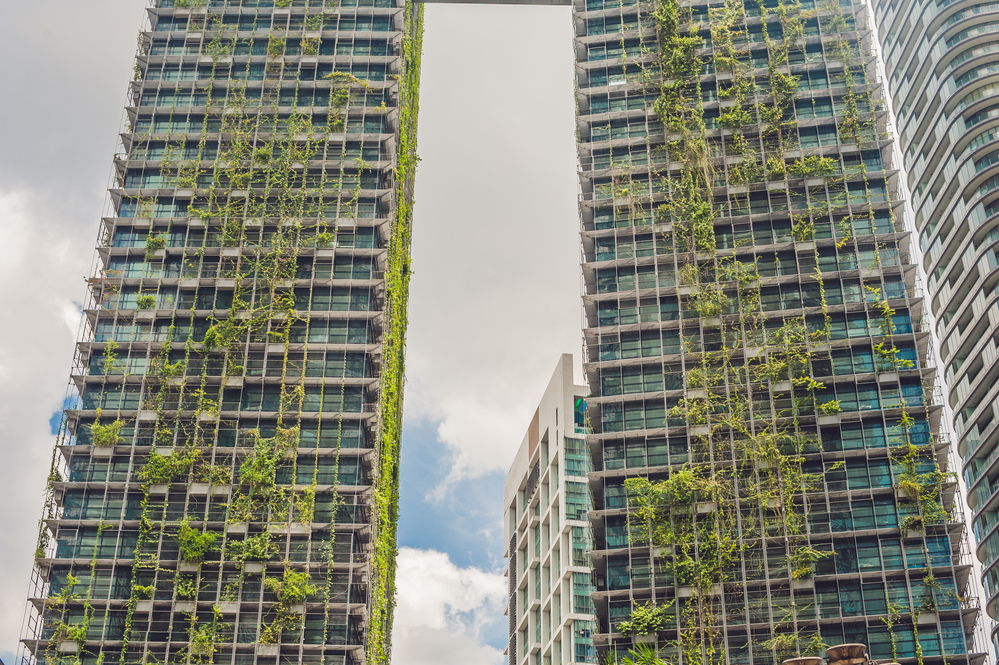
[176,521,219,564]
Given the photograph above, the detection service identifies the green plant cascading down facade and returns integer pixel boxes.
[23,1,422,664]
[573,0,986,662]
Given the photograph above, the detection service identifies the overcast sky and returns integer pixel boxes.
[0,2,578,663]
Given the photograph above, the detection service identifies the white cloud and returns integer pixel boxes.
[0,190,95,658]
[393,547,507,665]
[407,4,582,497]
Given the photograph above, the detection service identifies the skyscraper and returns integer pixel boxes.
[504,355,593,665]
[573,0,988,662]
[20,2,422,664]
[871,0,999,651]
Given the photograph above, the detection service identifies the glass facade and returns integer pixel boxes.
[575,0,988,661]
[873,0,999,649]
[21,2,422,664]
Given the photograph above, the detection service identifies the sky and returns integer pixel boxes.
[0,1,579,663]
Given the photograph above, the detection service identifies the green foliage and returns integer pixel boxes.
[182,609,228,664]
[297,485,316,525]
[46,574,80,608]
[264,568,318,605]
[225,532,278,563]
[618,601,675,636]
[176,521,219,563]
[144,235,167,259]
[788,155,837,178]
[791,218,814,242]
[767,156,786,179]
[816,400,842,415]
[175,575,198,599]
[138,447,200,484]
[135,295,156,310]
[132,584,154,600]
[790,546,832,579]
[89,416,125,447]
[196,462,232,485]
[267,36,286,59]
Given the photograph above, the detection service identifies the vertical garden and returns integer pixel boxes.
[26,1,422,664]
[576,0,982,660]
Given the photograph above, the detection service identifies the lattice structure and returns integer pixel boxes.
[572,0,990,661]
[20,1,422,664]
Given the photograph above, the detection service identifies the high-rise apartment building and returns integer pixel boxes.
[573,0,988,661]
[872,0,999,650]
[504,355,592,665]
[20,2,422,664]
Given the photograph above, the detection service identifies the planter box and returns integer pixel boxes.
[225,377,244,388]
[289,603,306,614]
[795,241,815,252]
[812,343,831,352]
[256,644,281,656]
[175,601,196,613]
[652,546,673,557]
[316,248,335,258]
[635,633,656,644]
[217,278,236,288]
[696,502,716,514]
[212,485,233,496]
[189,483,210,495]
[269,523,309,535]
[687,389,708,399]
[916,611,938,625]
[92,445,114,458]
[791,577,814,590]
[179,562,200,572]
[805,177,825,187]
[244,562,265,574]
[154,447,173,457]
[772,380,792,392]
[134,600,153,612]
[266,343,286,354]
[703,316,722,327]
[167,377,186,387]
[744,346,763,358]
[199,412,218,422]
[678,586,695,597]
[816,415,840,426]
[690,424,711,436]
[221,247,241,257]
[216,601,240,614]
[137,410,158,422]
[678,286,693,296]
[878,371,899,383]
[59,641,79,653]
[227,522,248,534]
[906,529,924,539]
[148,484,169,495]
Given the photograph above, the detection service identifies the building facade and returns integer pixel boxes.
[21,1,422,664]
[872,0,999,650]
[574,0,988,661]
[504,355,593,665]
